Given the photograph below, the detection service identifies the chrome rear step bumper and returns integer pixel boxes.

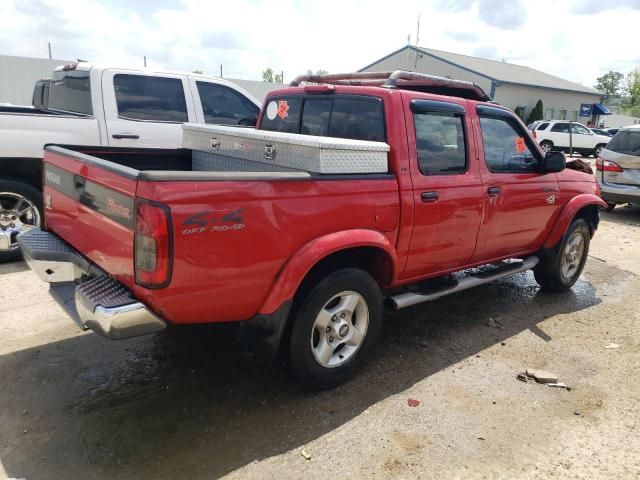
[18,229,166,339]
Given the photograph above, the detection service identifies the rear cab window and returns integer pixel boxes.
[259,94,385,142]
[48,69,92,115]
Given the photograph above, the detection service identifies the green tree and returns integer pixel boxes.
[525,99,544,124]
[624,68,640,108]
[514,105,526,121]
[262,67,274,82]
[263,67,284,83]
[594,71,624,97]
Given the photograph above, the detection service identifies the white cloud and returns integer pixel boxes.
[0,0,638,88]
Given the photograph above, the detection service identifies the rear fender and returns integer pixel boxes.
[543,194,606,248]
[259,229,398,315]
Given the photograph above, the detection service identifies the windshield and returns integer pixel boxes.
[48,70,92,115]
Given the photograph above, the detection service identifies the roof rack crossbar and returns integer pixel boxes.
[289,70,492,102]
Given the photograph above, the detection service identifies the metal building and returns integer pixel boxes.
[0,55,71,105]
[360,46,607,123]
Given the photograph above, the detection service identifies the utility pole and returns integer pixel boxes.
[281,70,284,84]
[416,15,420,46]
[220,64,223,77]
[143,56,147,67]
[47,42,52,60]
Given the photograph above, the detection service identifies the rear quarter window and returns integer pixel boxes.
[537,122,550,131]
[606,130,640,156]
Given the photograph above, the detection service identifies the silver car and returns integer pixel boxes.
[596,125,640,211]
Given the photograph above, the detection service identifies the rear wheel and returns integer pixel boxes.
[540,141,553,154]
[534,219,590,292]
[0,181,42,263]
[289,268,383,389]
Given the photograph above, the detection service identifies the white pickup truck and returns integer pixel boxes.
[0,62,261,261]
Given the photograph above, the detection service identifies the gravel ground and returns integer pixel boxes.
[0,206,639,480]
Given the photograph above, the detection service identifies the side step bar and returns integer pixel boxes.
[388,256,539,310]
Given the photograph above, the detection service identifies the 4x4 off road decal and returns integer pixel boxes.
[181,208,245,234]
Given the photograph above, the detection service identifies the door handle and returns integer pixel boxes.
[112,133,140,139]
[487,186,501,195]
[421,191,439,202]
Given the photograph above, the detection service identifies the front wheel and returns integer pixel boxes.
[534,218,590,292]
[0,181,43,263]
[289,268,383,389]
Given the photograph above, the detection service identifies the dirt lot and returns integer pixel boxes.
[1,206,639,480]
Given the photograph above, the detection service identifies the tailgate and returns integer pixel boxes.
[43,146,138,287]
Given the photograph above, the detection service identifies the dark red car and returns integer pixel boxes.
[19,71,605,389]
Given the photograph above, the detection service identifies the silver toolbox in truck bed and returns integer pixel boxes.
[182,123,389,174]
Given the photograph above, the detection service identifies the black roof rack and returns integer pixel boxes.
[289,70,492,102]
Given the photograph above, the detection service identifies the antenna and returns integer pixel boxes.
[416,15,420,45]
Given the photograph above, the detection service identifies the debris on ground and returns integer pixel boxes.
[573,410,581,416]
[547,382,571,391]
[525,369,559,384]
[517,373,529,383]
[419,340,429,348]
[605,343,620,349]
[301,449,311,460]
[407,398,420,407]
[487,317,505,329]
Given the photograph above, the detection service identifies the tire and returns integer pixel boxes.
[534,218,590,292]
[288,268,383,389]
[540,141,553,154]
[0,180,43,263]
[592,144,606,157]
[605,202,617,212]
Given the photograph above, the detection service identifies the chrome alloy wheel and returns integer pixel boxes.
[561,230,585,281]
[540,142,552,153]
[310,291,369,368]
[0,192,41,251]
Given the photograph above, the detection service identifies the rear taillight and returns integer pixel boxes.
[532,130,537,139]
[595,158,623,172]
[135,200,172,288]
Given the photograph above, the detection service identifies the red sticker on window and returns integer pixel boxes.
[515,137,526,153]
[277,100,289,120]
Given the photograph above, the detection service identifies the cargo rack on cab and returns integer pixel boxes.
[289,70,492,102]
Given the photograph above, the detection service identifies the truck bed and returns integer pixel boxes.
[41,144,399,325]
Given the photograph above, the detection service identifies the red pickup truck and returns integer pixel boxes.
[18,71,606,389]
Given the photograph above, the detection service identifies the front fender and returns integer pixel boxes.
[259,229,398,315]
[543,194,606,248]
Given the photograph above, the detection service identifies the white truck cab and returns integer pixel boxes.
[0,62,262,260]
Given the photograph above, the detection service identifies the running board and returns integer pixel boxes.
[388,256,539,310]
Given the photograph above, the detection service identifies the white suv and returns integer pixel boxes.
[529,120,611,157]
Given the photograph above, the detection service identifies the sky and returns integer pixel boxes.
[1,0,639,87]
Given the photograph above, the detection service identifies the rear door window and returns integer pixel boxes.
[413,111,466,175]
[48,70,92,115]
[113,74,188,122]
[606,130,640,156]
[196,81,259,125]
[550,122,569,133]
[261,95,385,142]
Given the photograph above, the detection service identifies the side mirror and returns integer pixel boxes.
[542,151,566,173]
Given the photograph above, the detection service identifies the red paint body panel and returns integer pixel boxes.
[42,86,605,327]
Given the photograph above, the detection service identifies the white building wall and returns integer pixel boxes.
[600,113,640,128]
[494,84,602,121]
[0,55,71,105]
[361,48,493,93]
